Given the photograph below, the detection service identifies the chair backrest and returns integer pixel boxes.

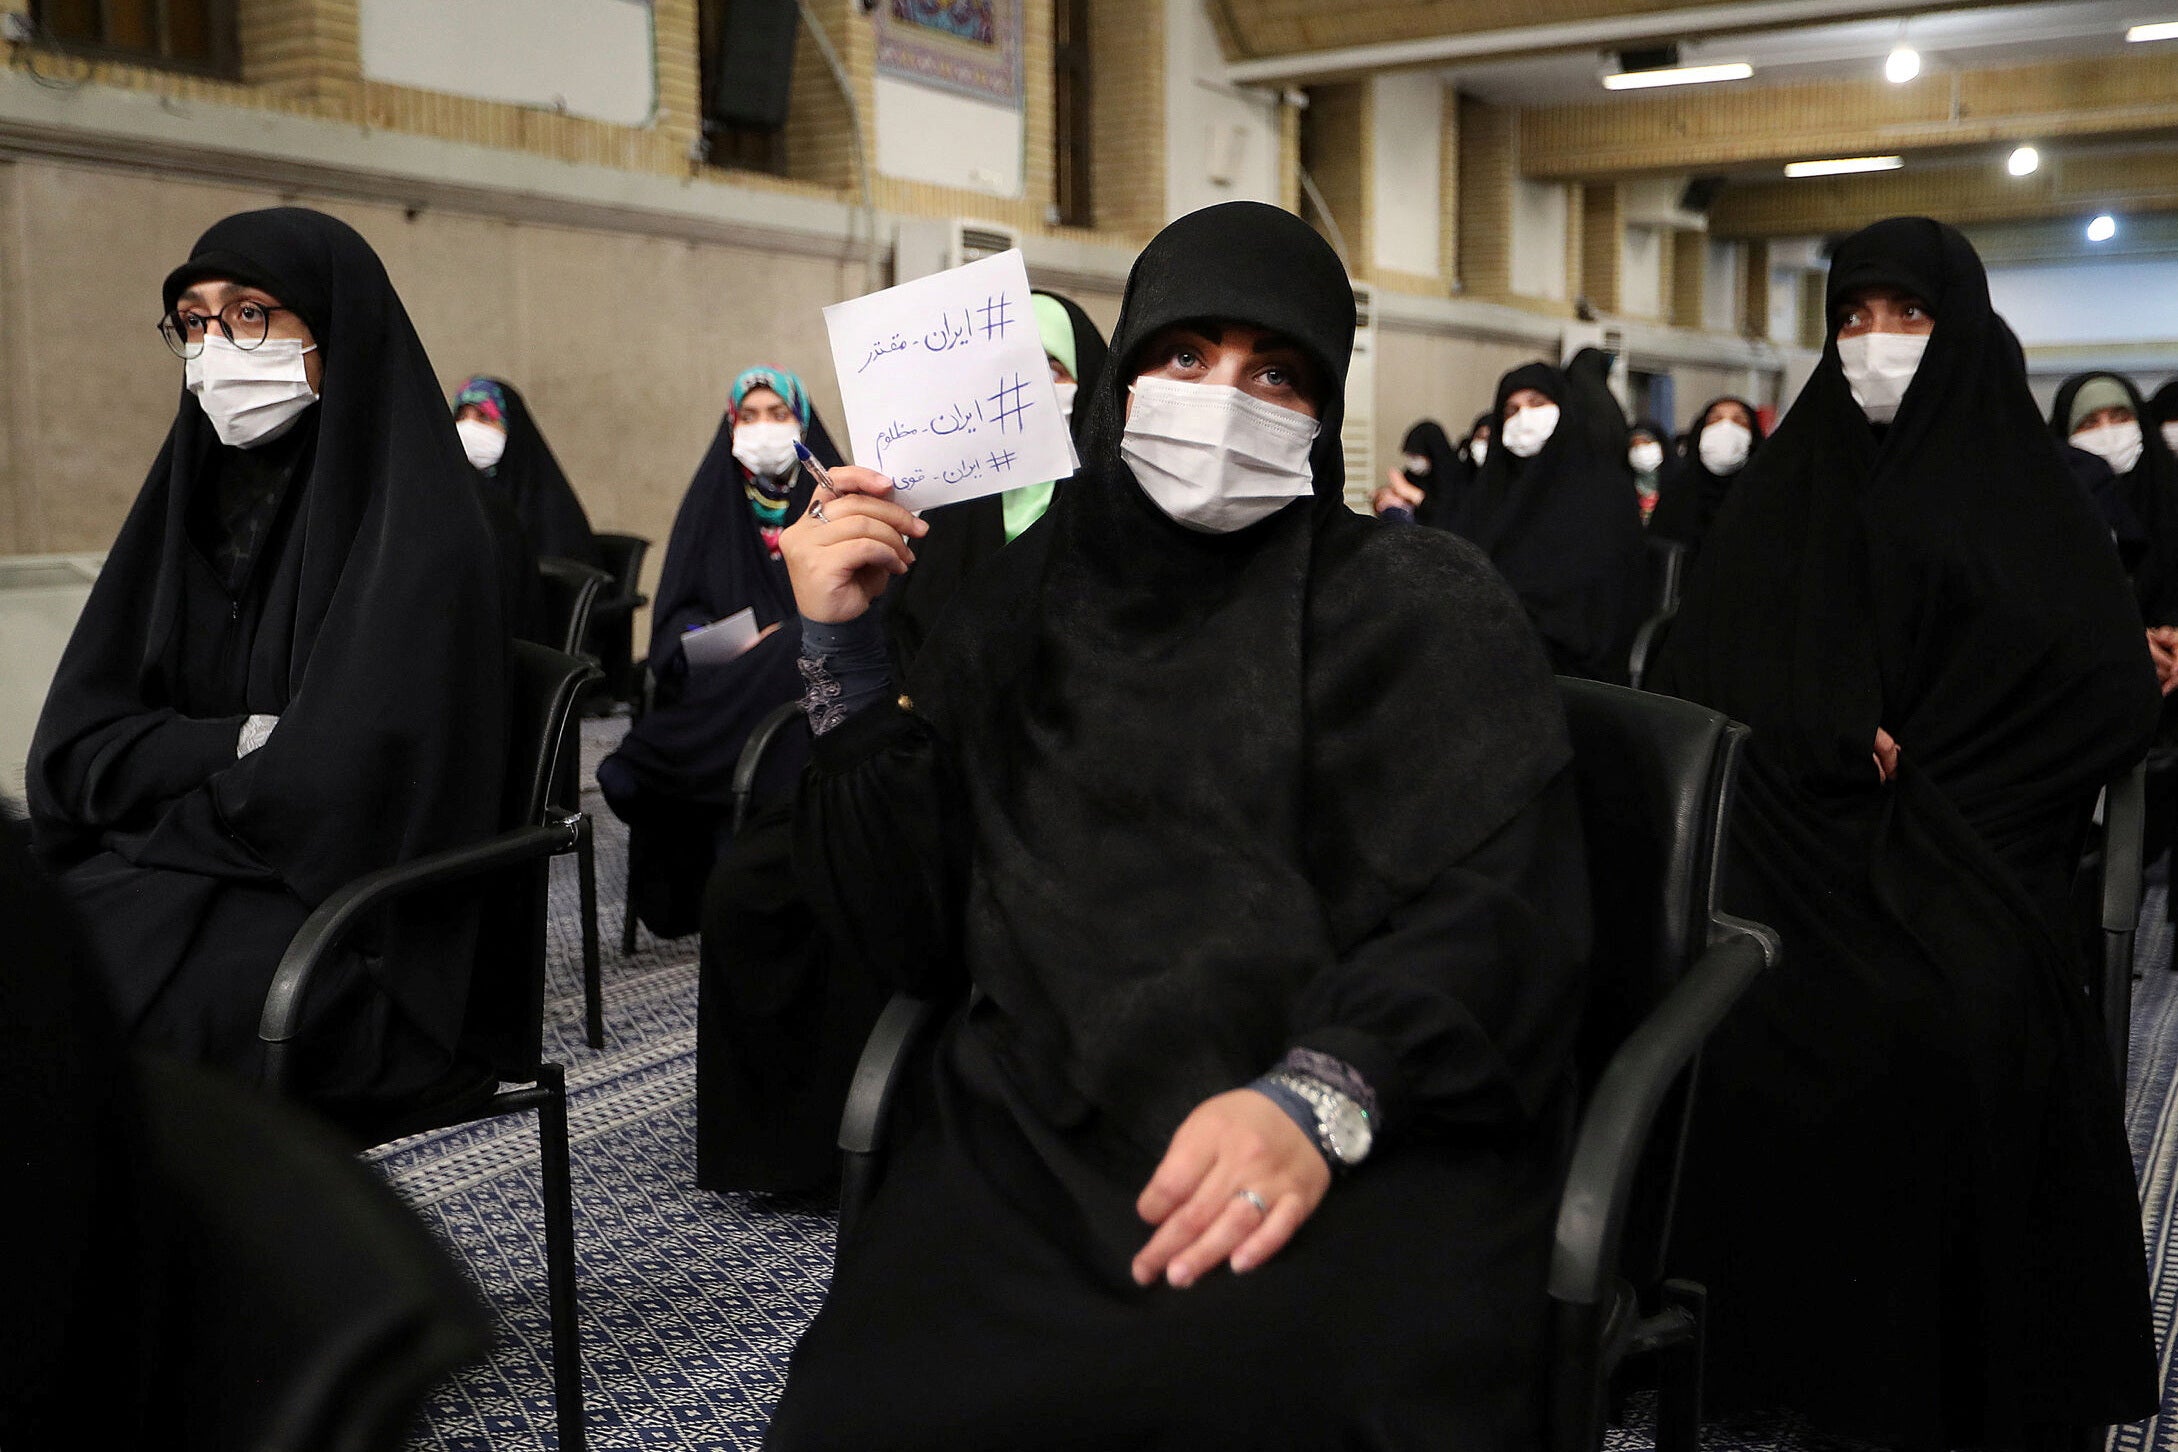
[537,557,612,658]
[592,532,650,605]
[1644,535,1688,617]
[1558,678,1748,1278]
[2095,759,2149,1080]
[135,1052,488,1452]
[464,641,600,1079]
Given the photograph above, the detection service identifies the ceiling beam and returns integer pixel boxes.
[1709,151,2178,237]
[1220,0,1971,83]
[1519,50,2178,179]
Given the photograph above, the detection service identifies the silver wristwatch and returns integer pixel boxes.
[1266,1070,1374,1168]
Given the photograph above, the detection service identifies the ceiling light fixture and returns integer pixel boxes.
[2127,21,2178,41]
[2088,213,2118,242]
[1885,44,1922,82]
[2007,145,2040,176]
[1784,155,1906,178]
[1601,61,1755,90]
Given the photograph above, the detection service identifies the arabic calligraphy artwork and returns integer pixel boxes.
[874,0,1021,106]
[823,249,1077,512]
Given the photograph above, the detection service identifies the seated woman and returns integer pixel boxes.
[762,201,1589,1451]
[26,207,507,1108]
[1653,218,2158,1449]
[597,367,842,939]
[1647,395,1763,558]
[1627,416,1669,524]
[1453,362,1648,682]
[881,291,1107,673]
[454,376,601,569]
[1369,419,1457,523]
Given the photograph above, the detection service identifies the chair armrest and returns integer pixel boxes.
[257,816,584,1071]
[2103,761,2148,932]
[730,699,809,833]
[1549,919,1775,1308]
[1627,607,1677,690]
[839,993,945,1155]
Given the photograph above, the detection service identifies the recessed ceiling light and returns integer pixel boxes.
[2007,146,2040,176]
[2127,21,2178,41]
[1601,61,1755,90]
[1885,45,1922,82]
[1784,155,1906,178]
[2088,213,2119,242]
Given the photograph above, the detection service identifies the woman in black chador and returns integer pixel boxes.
[26,208,508,1107]
[453,374,600,569]
[1647,394,1765,560]
[1455,361,1647,682]
[596,367,843,939]
[1652,217,2158,1449]
[762,201,1589,1450]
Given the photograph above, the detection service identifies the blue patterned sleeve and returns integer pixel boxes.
[798,613,895,736]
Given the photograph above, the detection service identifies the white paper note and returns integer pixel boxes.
[680,607,763,671]
[821,249,1079,511]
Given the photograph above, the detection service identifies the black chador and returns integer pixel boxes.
[27,208,508,1108]
[764,202,1590,1452]
[1652,217,2158,1448]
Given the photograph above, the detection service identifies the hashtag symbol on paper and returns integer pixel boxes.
[987,373,1032,433]
[977,294,1012,339]
[987,449,1017,472]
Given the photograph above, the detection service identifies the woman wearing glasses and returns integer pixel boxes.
[25,207,509,1111]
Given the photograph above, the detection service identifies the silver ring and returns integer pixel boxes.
[808,500,830,525]
[1235,1189,1268,1217]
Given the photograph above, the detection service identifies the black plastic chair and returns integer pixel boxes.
[834,679,1777,1452]
[2087,760,2149,1084]
[587,533,651,708]
[539,557,613,662]
[257,640,604,1452]
[538,558,614,1044]
[618,697,805,957]
[1548,677,1777,1452]
[134,1052,491,1452]
[1645,536,1688,618]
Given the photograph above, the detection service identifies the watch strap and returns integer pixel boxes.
[1249,1075,1328,1164]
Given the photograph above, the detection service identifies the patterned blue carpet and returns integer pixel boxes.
[377,715,2178,1450]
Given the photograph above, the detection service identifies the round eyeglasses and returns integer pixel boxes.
[158,298,296,359]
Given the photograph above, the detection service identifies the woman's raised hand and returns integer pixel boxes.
[779,465,929,624]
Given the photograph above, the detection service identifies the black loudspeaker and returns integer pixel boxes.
[1679,175,1727,214]
[707,0,799,132]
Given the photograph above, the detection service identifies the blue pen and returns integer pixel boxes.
[793,439,838,495]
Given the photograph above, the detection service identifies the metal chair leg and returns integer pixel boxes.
[1653,1279,1707,1452]
[577,816,603,1050]
[535,1063,586,1452]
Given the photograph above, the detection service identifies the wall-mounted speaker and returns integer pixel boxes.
[707,0,800,133]
[1679,175,1727,214]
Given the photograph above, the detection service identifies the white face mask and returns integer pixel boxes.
[1836,332,1928,424]
[1629,441,1664,475]
[2073,419,2145,477]
[1500,403,1560,459]
[185,334,319,449]
[1469,438,1489,465]
[2162,422,2178,458]
[456,417,508,471]
[1402,452,1432,478]
[1697,419,1753,476]
[1054,380,1078,422]
[733,418,803,478]
[1120,376,1320,534]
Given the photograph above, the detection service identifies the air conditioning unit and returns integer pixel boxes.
[893,218,1025,283]
[1341,283,1377,513]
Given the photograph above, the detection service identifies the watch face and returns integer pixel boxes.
[1326,1099,1373,1163]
